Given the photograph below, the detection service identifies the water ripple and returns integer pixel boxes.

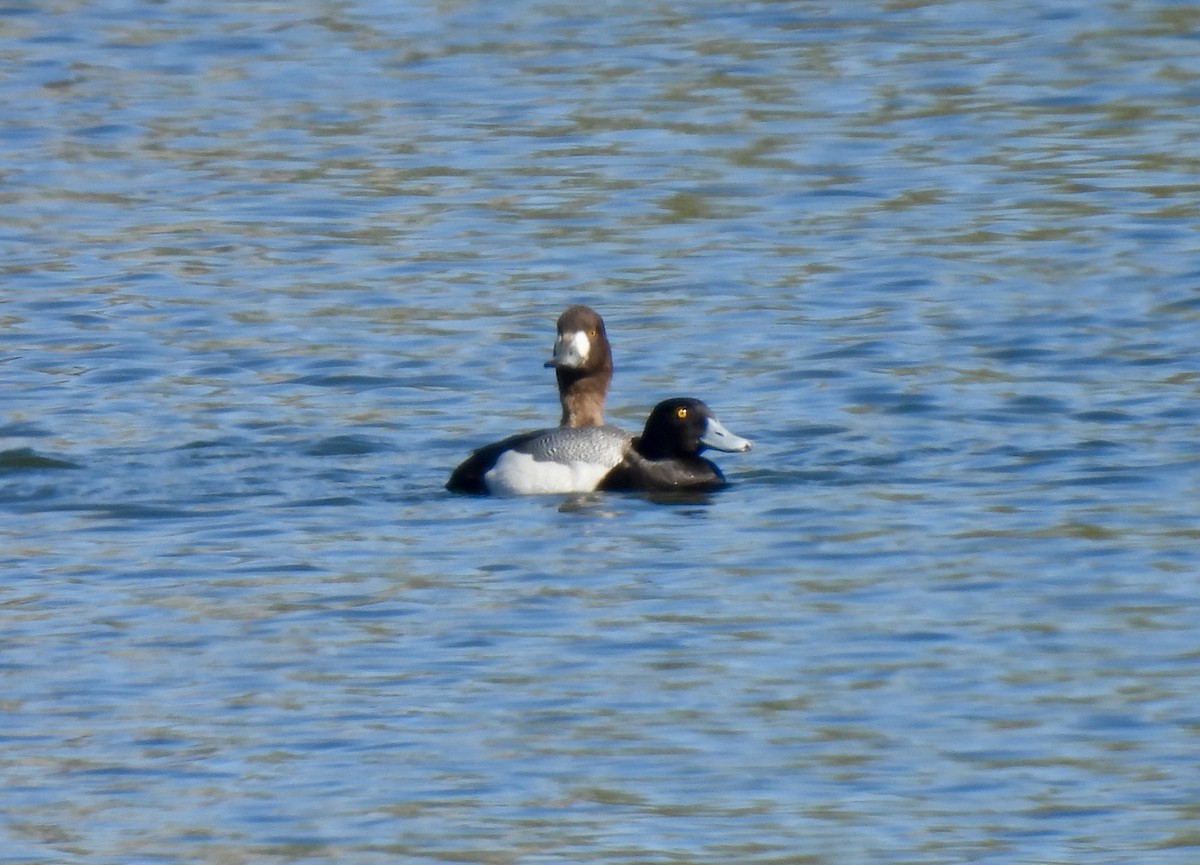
[2,1,1199,863]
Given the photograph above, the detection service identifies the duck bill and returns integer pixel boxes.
[544,330,590,369]
[700,416,752,453]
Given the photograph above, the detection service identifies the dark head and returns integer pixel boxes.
[635,398,752,460]
[544,305,613,428]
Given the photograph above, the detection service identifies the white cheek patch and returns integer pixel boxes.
[485,450,612,495]
[553,330,591,368]
[570,330,591,361]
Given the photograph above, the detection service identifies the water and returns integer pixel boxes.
[3,1,1199,862]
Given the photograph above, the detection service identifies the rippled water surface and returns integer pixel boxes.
[3,1,1200,863]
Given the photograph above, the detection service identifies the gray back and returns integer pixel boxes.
[513,424,632,466]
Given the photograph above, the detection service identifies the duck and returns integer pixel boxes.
[545,305,613,428]
[446,397,751,496]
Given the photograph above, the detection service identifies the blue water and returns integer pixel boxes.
[3,1,1199,863]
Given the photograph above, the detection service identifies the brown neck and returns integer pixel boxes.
[556,368,609,428]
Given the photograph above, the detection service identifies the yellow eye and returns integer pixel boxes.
[588,329,597,338]
[676,407,688,419]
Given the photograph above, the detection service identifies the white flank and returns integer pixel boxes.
[485,450,612,495]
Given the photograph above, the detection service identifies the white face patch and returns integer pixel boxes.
[485,449,613,495]
[551,330,591,369]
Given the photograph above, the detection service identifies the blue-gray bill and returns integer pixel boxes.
[700,416,752,453]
